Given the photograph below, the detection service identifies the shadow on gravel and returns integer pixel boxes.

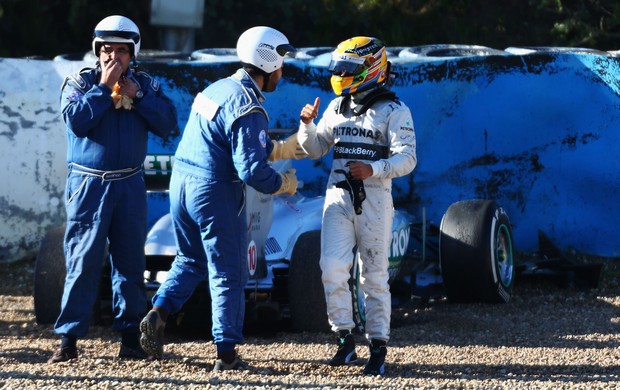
[4,255,620,353]
[0,347,52,363]
[395,362,620,383]
[387,277,620,350]
[0,370,219,388]
[107,271,620,355]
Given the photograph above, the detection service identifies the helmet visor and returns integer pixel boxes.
[94,30,140,44]
[276,43,296,56]
[328,55,365,76]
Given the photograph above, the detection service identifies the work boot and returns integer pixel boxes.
[118,343,150,360]
[119,330,150,359]
[139,310,166,360]
[363,339,387,376]
[328,330,357,366]
[213,351,250,372]
[48,345,78,363]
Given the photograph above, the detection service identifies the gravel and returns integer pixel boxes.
[1,257,620,389]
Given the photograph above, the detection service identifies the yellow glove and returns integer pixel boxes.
[111,83,134,110]
[268,133,308,161]
[273,169,298,195]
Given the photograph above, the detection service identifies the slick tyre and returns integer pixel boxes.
[439,199,514,303]
[34,226,67,324]
[34,226,111,325]
[289,230,330,332]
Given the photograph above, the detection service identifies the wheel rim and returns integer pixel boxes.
[496,224,514,287]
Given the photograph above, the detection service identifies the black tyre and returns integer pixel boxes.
[166,283,213,338]
[439,199,514,303]
[34,226,66,324]
[288,230,330,332]
[34,226,111,325]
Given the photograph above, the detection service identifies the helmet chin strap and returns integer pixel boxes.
[241,62,272,90]
[385,61,396,87]
[262,72,273,91]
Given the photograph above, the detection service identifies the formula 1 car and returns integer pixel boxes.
[33,159,515,334]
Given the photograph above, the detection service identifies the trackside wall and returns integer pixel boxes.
[1,49,619,262]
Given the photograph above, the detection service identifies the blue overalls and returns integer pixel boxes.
[151,69,281,352]
[56,67,178,337]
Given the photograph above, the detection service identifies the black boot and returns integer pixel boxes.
[363,339,387,376]
[48,334,78,363]
[328,330,357,366]
[119,331,149,359]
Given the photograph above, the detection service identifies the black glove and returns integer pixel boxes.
[334,169,366,215]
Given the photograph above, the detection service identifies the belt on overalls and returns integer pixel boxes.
[70,162,143,181]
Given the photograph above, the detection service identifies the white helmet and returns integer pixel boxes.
[236,26,296,73]
[92,15,141,58]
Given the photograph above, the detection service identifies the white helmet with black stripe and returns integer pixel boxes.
[236,26,296,73]
[92,15,141,58]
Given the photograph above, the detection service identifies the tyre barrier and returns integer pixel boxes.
[399,44,510,60]
[3,43,620,263]
[54,49,192,63]
[504,46,611,56]
[190,48,239,63]
[292,47,334,61]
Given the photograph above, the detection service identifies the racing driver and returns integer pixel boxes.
[297,36,417,376]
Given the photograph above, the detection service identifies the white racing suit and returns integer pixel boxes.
[298,88,416,342]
